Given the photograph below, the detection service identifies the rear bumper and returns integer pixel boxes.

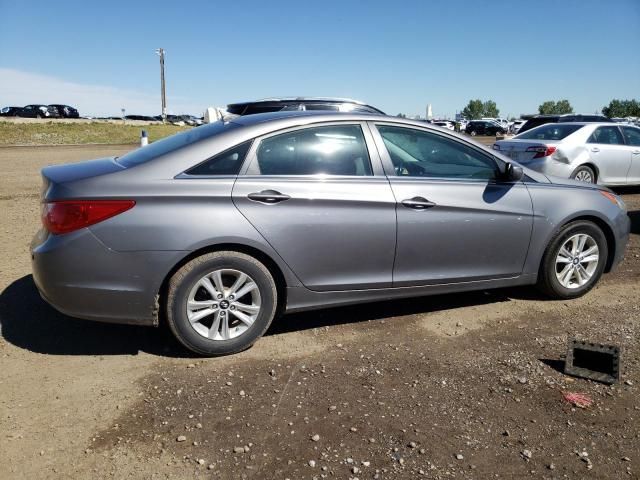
[521,158,574,179]
[31,227,185,326]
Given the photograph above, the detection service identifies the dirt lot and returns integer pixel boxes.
[1,145,639,479]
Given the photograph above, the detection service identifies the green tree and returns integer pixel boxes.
[396,113,406,118]
[602,99,640,118]
[461,99,485,119]
[538,99,573,114]
[483,100,499,118]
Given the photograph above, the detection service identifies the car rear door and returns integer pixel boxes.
[586,126,631,184]
[621,126,640,184]
[232,122,396,291]
[370,122,533,286]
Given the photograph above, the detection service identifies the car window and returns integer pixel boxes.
[517,124,582,140]
[253,125,372,176]
[303,104,340,111]
[622,127,640,146]
[587,126,625,145]
[185,141,252,176]
[376,125,498,180]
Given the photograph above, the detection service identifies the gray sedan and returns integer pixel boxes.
[494,122,640,185]
[32,112,630,356]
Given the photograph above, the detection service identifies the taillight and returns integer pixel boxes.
[42,200,135,235]
[525,145,557,159]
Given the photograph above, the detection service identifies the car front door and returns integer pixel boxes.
[232,123,397,291]
[370,122,533,286]
[621,126,640,184]
[586,126,631,184]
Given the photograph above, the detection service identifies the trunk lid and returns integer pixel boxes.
[41,157,125,200]
[494,139,559,163]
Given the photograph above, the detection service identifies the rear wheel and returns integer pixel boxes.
[469,130,477,136]
[571,165,596,184]
[166,251,277,356]
[537,221,607,299]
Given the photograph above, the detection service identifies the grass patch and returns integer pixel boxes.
[0,121,191,146]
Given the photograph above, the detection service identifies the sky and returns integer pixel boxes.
[1,0,639,118]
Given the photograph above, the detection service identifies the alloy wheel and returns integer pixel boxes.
[555,234,599,289]
[574,169,594,183]
[186,269,261,340]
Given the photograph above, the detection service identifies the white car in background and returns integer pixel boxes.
[510,120,526,134]
[493,122,640,185]
[432,120,455,131]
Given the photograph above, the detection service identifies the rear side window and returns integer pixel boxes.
[587,126,624,145]
[252,125,372,176]
[185,141,252,176]
[517,124,583,140]
[622,127,640,146]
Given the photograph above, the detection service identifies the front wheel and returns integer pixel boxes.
[537,221,607,299]
[469,130,477,136]
[166,251,277,356]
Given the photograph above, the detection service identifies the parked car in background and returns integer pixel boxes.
[493,122,640,185]
[433,120,455,131]
[125,115,157,122]
[518,114,610,134]
[31,111,629,356]
[510,120,526,134]
[465,120,506,136]
[0,106,22,116]
[18,104,60,118]
[49,104,80,118]
[483,117,511,131]
[226,97,385,116]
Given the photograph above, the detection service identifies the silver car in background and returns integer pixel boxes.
[494,122,640,185]
[32,112,630,356]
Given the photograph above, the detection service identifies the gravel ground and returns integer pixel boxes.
[0,145,638,479]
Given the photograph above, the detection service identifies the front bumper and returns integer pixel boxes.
[610,210,631,271]
[31,227,186,326]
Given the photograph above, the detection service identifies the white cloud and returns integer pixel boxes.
[0,68,206,117]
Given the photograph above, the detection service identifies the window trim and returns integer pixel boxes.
[240,121,386,178]
[370,121,505,183]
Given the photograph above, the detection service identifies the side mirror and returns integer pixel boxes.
[504,162,524,182]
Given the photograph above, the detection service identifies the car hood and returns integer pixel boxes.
[544,173,609,191]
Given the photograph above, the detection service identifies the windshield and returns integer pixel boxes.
[117,121,238,168]
[516,123,583,141]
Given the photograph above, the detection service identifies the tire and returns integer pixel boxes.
[537,221,607,299]
[571,165,596,184]
[470,130,477,136]
[166,251,277,356]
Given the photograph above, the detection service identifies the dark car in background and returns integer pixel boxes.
[49,104,80,118]
[226,97,385,116]
[0,106,22,116]
[465,120,506,136]
[518,114,611,134]
[18,104,60,118]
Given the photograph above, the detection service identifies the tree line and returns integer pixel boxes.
[455,98,639,120]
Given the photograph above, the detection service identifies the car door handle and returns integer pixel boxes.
[591,147,600,153]
[247,190,291,204]
[401,197,436,210]
[633,150,640,155]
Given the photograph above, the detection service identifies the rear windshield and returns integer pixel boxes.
[517,123,583,140]
[116,121,238,168]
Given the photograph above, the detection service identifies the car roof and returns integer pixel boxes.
[252,96,369,105]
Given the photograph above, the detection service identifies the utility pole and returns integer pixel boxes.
[155,48,167,123]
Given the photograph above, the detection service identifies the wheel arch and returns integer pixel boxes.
[156,243,289,327]
[539,214,617,276]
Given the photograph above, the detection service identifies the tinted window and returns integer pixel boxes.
[117,121,239,168]
[254,125,372,176]
[185,141,252,176]
[587,126,624,145]
[243,104,285,115]
[377,125,498,180]
[517,123,583,140]
[622,127,640,146]
[519,117,557,133]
